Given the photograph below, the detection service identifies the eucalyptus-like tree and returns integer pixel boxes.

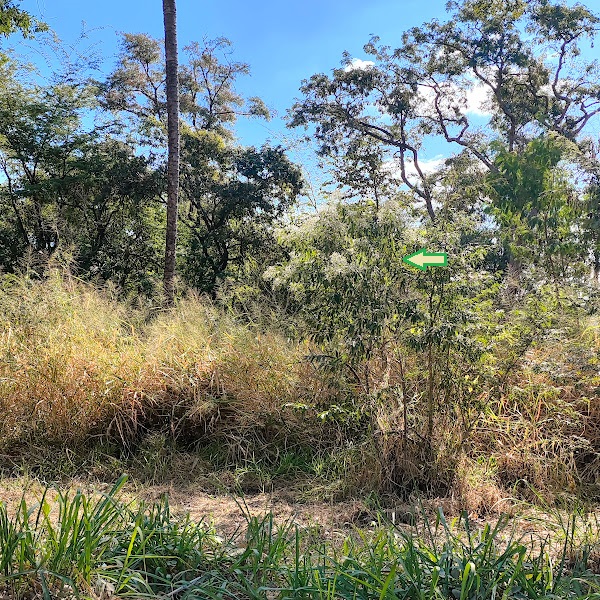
[99,34,303,293]
[289,0,600,224]
[162,0,180,304]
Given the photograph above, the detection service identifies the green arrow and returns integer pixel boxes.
[403,248,448,271]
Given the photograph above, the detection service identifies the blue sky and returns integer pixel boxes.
[9,0,600,195]
[11,0,452,189]
[16,1,451,129]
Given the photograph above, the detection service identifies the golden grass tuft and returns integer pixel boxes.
[0,273,314,463]
[1,271,599,505]
[451,455,510,517]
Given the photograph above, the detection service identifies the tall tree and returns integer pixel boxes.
[98,34,303,294]
[0,0,46,42]
[0,58,163,288]
[289,0,600,224]
[162,0,180,304]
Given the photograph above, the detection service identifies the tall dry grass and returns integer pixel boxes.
[0,271,330,467]
[0,270,598,505]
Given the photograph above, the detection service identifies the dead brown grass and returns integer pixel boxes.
[0,271,598,506]
[0,272,322,460]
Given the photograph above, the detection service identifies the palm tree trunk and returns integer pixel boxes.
[162,0,179,304]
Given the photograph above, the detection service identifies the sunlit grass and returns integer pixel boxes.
[0,476,598,599]
[0,271,318,466]
[0,270,598,506]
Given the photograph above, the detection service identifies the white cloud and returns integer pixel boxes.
[418,81,492,118]
[383,154,447,183]
[344,58,375,72]
[464,84,491,116]
[342,61,492,117]
[405,155,446,178]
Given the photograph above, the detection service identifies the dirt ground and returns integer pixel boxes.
[0,475,403,539]
[1,474,596,549]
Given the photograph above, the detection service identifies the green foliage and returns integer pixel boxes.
[98,33,269,143]
[581,175,600,277]
[267,200,415,371]
[0,0,46,40]
[0,475,225,597]
[0,64,97,256]
[0,479,598,599]
[0,61,165,291]
[0,33,302,295]
[487,134,587,284]
[62,139,165,292]
[180,132,303,292]
[289,0,600,226]
[97,33,303,293]
[261,191,600,498]
[267,200,502,452]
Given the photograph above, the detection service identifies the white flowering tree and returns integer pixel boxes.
[267,198,504,447]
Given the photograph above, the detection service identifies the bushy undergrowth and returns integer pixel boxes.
[0,271,336,467]
[0,270,599,506]
[0,476,599,599]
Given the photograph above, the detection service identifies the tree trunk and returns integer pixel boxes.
[162,0,180,305]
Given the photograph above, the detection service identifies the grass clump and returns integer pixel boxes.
[0,271,342,486]
[0,476,599,599]
[1,269,599,505]
[0,475,224,598]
